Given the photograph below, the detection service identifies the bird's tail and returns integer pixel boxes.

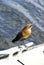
[12,32,22,43]
[12,38,17,43]
[12,35,20,43]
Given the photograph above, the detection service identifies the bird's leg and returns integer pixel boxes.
[18,41,23,51]
[22,40,28,49]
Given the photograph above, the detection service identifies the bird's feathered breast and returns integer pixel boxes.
[21,28,31,39]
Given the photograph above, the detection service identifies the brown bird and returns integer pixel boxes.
[12,23,32,43]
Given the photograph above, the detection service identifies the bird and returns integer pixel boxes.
[12,23,32,43]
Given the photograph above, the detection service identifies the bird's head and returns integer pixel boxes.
[25,23,32,29]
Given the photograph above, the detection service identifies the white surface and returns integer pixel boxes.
[0,43,44,65]
[0,46,20,55]
[18,45,44,65]
[25,42,34,47]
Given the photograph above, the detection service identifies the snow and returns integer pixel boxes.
[0,42,44,65]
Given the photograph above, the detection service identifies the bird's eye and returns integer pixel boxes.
[30,25,32,27]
